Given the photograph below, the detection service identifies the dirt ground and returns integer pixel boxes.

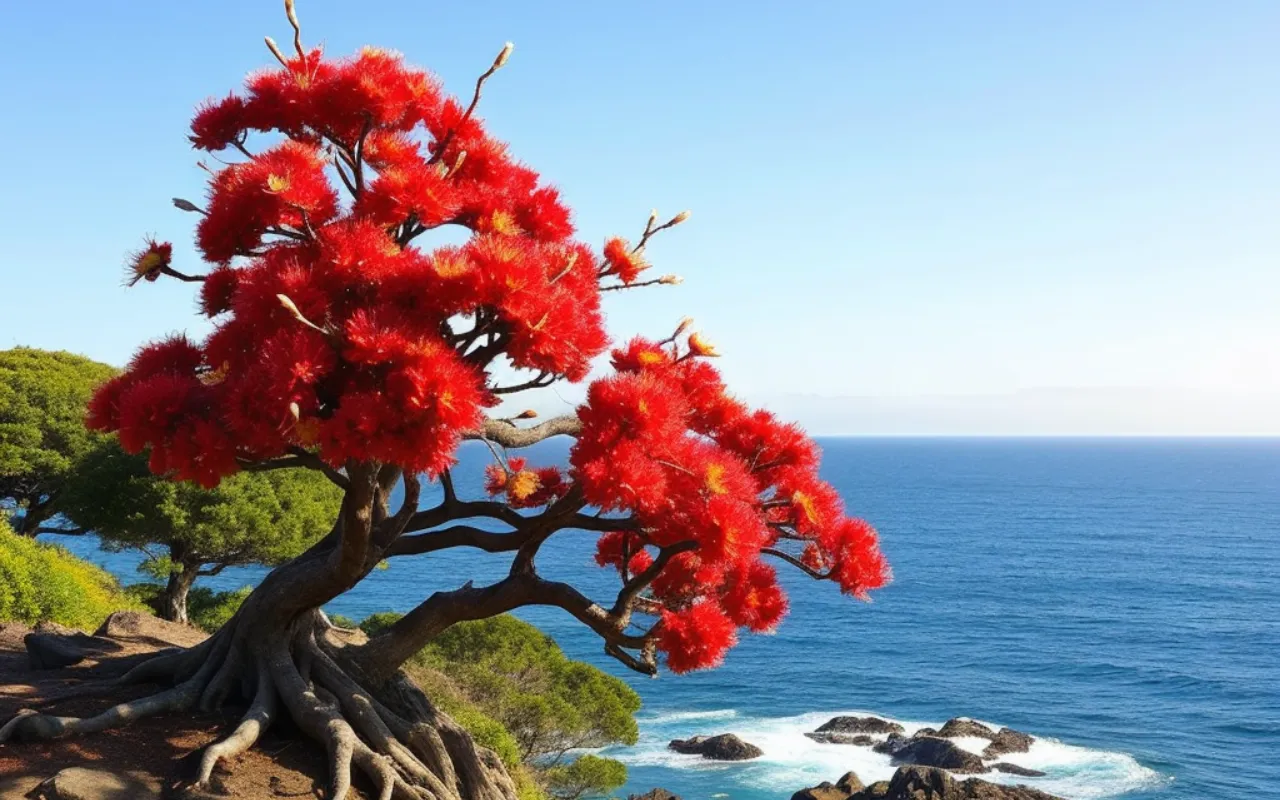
[0,615,375,799]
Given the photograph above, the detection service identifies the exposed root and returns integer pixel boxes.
[1,611,518,800]
[195,657,276,787]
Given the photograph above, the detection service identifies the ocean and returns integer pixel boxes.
[52,438,1280,800]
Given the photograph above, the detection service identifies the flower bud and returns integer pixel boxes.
[668,210,691,226]
[172,198,202,213]
[673,317,695,337]
[658,274,683,285]
[494,42,514,70]
[688,331,721,357]
[516,409,539,420]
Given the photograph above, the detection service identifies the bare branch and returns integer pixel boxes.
[469,415,582,448]
[762,546,829,580]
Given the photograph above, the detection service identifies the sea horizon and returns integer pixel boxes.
[49,437,1280,800]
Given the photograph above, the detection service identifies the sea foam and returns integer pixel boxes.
[606,709,1168,800]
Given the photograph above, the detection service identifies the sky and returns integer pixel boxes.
[1,1,1276,435]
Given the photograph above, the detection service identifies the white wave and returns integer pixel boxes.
[641,709,741,726]
[608,709,1167,800]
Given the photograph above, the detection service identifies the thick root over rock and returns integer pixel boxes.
[0,613,518,800]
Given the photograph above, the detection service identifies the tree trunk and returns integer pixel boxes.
[1,532,520,800]
[162,560,199,625]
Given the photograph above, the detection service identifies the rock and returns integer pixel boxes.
[34,621,84,637]
[667,733,763,760]
[24,633,91,669]
[915,727,939,737]
[805,731,875,746]
[627,791,681,800]
[937,718,996,739]
[888,736,989,774]
[792,781,851,800]
[94,611,207,648]
[837,772,866,793]
[814,715,906,736]
[991,763,1046,777]
[873,733,910,755]
[848,766,1065,800]
[38,767,161,800]
[982,727,1034,758]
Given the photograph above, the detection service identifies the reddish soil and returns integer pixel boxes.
[0,616,375,799]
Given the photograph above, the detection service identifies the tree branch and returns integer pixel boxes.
[762,546,829,580]
[468,415,582,448]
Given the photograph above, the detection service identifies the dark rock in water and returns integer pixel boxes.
[937,718,997,739]
[857,781,891,798]
[982,727,1034,758]
[805,731,876,746]
[814,715,906,736]
[873,733,910,755]
[628,791,681,800]
[915,727,939,737]
[792,781,851,800]
[889,736,989,773]
[667,733,762,760]
[991,763,1046,777]
[847,766,1065,800]
[791,773,865,800]
[837,772,866,793]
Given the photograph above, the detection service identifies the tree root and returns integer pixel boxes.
[0,614,517,800]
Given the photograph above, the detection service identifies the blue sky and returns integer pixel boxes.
[1,1,1276,434]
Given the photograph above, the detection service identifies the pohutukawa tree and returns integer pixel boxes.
[0,4,889,799]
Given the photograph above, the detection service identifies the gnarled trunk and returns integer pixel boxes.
[1,540,520,800]
[162,557,200,625]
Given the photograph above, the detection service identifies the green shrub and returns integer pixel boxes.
[0,520,145,629]
[368,612,638,800]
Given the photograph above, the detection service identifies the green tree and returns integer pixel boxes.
[0,348,115,535]
[364,613,640,800]
[58,442,342,624]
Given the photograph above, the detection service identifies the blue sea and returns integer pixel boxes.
[52,438,1280,800]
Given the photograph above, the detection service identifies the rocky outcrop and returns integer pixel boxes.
[792,782,853,800]
[806,731,876,746]
[667,733,763,760]
[878,735,989,773]
[991,763,1046,777]
[937,718,996,739]
[982,727,1034,758]
[627,791,681,800]
[816,716,905,736]
[844,766,1065,800]
[94,610,207,648]
[791,772,866,800]
[32,767,161,800]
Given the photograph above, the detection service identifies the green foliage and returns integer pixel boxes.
[0,348,116,533]
[541,755,629,800]
[0,518,145,629]
[125,582,253,633]
[58,441,342,571]
[367,613,639,799]
[188,585,253,632]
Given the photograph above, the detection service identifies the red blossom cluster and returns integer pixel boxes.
[573,337,891,672]
[91,42,610,483]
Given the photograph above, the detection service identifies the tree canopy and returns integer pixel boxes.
[58,441,343,622]
[0,348,115,535]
